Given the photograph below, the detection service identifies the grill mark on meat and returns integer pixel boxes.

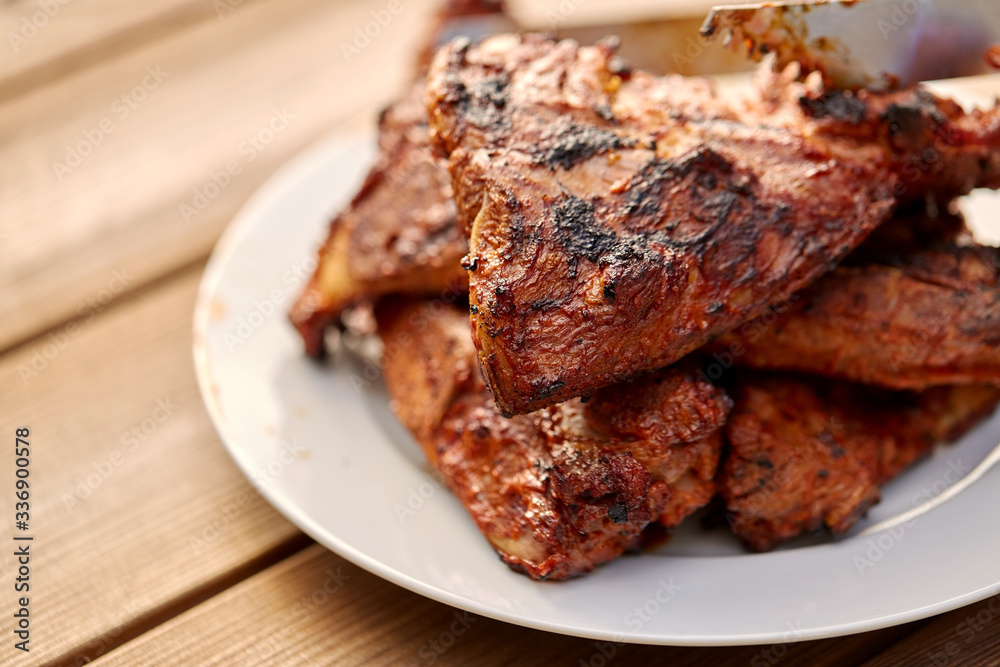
[607,502,628,523]
[437,38,512,138]
[711,223,1000,390]
[456,71,511,134]
[532,378,566,401]
[617,150,755,248]
[379,301,731,579]
[551,195,616,262]
[799,91,867,124]
[550,151,766,271]
[427,34,1000,415]
[720,373,1000,551]
[536,118,634,170]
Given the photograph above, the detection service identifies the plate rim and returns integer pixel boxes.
[192,124,1000,647]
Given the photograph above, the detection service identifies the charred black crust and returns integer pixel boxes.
[537,119,632,170]
[444,63,511,136]
[530,297,565,311]
[882,103,929,143]
[879,91,951,151]
[607,502,628,524]
[595,101,615,122]
[532,379,566,401]
[551,195,617,263]
[617,149,760,249]
[799,91,867,125]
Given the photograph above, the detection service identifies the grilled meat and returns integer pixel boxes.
[842,200,972,266]
[289,81,468,357]
[379,300,731,579]
[720,373,1000,552]
[426,34,1000,415]
[291,0,516,356]
[751,65,1000,202]
[711,239,1000,390]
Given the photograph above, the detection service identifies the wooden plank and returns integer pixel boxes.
[4,0,994,358]
[0,0,271,101]
[0,0,728,102]
[862,591,1000,667]
[0,0,439,353]
[89,543,920,667]
[0,265,308,666]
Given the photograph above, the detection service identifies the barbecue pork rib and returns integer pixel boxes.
[379,300,731,580]
[711,231,1000,390]
[290,0,517,357]
[720,373,1000,552]
[426,34,1000,416]
[289,80,468,357]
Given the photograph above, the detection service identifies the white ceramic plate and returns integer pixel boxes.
[193,122,1000,647]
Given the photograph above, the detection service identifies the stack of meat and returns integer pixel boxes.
[291,6,1000,579]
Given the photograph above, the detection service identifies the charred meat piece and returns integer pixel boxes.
[289,81,468,357]
[841,200,972,267]
[750,65,1000,202]
[711,239,1000,390]
[379,300,731,579]
[585,369,730,529]
[290,0,516,357]
[720,373,1000,552]
[427,34,1000,415]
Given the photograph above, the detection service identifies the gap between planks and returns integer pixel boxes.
[44,534,314,667]
[85,544,932,667]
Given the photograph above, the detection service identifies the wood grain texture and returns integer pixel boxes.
[0,265,307,666]
[0,0,438,353]
[863,591,1000,667]
[89,543,921,667]
[0,0,272,100]
[2,0,999,663]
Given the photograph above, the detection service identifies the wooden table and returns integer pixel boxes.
[2,0,999,664]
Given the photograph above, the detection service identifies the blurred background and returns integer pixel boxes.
[3,1,999,665]
[1,0,752,354]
